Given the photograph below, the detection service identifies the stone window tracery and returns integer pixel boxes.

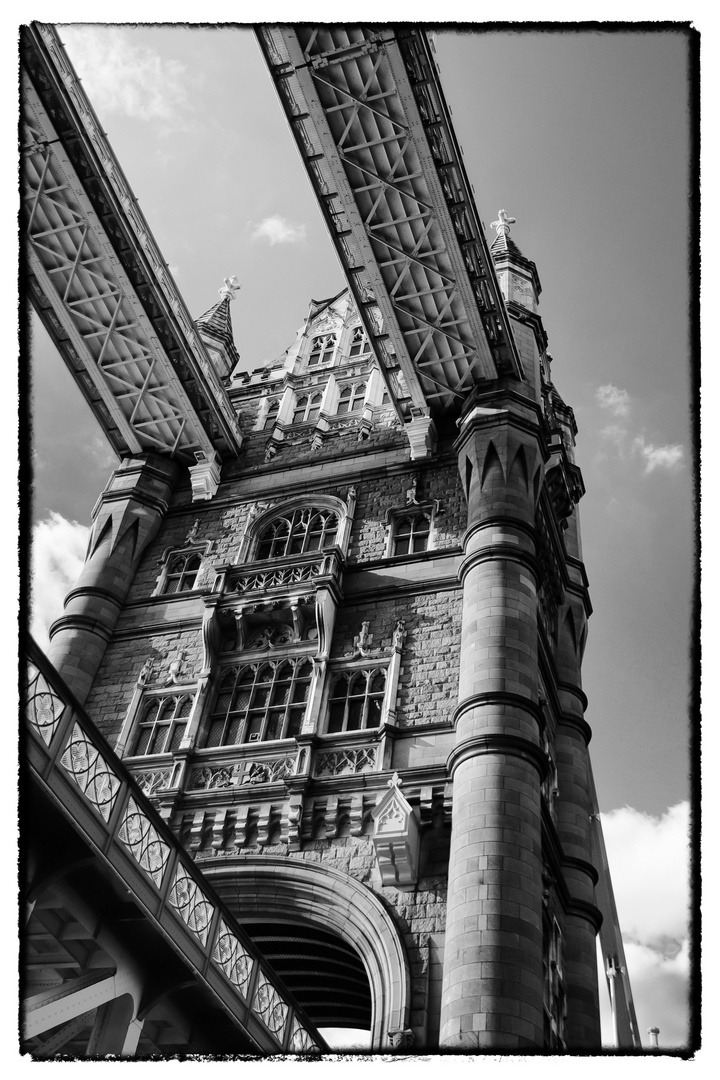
[336,382,366,415]
[205,659,313,746]
[308,333,336,367]
[263,398,279,430]
[326,668,387,733]
[164,551,202,593]
[348,326,369,357]
[130,693,193,756]
[256,507,339,560]
[292,392,323,425]
[391,513,431,556]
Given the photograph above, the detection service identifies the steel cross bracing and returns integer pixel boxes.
[21,24,242,464]
[258,26,522,424]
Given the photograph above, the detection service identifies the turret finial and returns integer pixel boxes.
[219,275,241,300]
[491,210,516,237]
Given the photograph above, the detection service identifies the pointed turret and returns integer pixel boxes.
[196,275,241,379]
[490,210,542,313]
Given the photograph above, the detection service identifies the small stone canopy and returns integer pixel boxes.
[371,772,420,888]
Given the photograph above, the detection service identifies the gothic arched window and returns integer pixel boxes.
[164,551,202,593]
[263,398,279,430]
[205,659,313,746]
[336,383,366,414]
[308,333,337,367]
[256,507,339,560]
[348,326,369,357]
[292,392,323,425]
[327,668,386,733]
[130,694,193,756]
[392,514,430,556]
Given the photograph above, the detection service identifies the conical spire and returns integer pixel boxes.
[489,211,541,312]
[196,276,241,377]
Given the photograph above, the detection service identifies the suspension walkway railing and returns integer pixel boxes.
[23,635,327,1055]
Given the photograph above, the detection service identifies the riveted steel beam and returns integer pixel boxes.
[21,24,244,463]
[258,25,522,430]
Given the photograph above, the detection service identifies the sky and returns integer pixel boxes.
[19,12,699,1057]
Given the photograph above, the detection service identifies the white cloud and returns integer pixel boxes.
[30,513,90,651]
[60,27,191,126]
[599,802,691,1048]
[633,436,684,474]
[596,383,631,418]
[251,215,307,246]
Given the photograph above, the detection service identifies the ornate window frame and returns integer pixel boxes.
[154,532,214,597]
[335,381,367,415]
[237,492,356,564]
[347,325,370,358]
[202,657,317,748]
[307,332,337,368]
[325,662,388,734]
[115,674,202,773]
[291,391,323,426]
[384,500,438,559]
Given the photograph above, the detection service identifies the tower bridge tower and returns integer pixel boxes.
[22,22,640,1056]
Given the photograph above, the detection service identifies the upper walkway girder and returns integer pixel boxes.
[258,26,522,422]
[21,23,243,464]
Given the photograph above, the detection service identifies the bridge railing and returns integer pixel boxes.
[23,635,327,1055]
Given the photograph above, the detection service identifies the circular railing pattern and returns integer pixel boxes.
[253,977,288,1039]
[118,796,171,887]
[212,920,254,997]
[26,664,65,746]
[168,866,215,947]
[59,723,121,822]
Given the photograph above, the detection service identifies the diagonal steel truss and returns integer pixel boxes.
[21,26,243,464]
[259,26,522,421]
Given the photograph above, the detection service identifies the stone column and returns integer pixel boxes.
[47,454,180,703]
[553,588,602,1046]
[439,404,546,1049]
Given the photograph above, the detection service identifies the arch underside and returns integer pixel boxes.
[201,856,410,1048]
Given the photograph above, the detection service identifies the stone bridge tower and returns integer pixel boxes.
[24,22,639,1056]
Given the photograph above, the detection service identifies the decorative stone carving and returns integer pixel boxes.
[137,657,156,687]
[314,747,377,777]
[392,620,407,650]
[371,772,420,887]
[388,1029,415,1050]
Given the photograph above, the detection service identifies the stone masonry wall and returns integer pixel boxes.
[331,588,462,727]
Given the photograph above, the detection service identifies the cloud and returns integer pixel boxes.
[633,436,684,474]
[251,215,307,246]
[596,383,631,418]
[599,802,691,1048]
[60,27,191,126]
[30,513,90,650]
[595,385,683,475]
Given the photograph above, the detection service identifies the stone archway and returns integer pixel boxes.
[201,856,411,1049]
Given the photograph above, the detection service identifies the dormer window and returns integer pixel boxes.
[308,333,336,367]
[348,326,369,357]
[336,383,366,415]
[292,392,322,425]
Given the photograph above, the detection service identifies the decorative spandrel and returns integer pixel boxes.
[212,919,254,998]
[59,723,121,822]
[118,796,171,887]
[167,865,215,947]
[26,664,66,746]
